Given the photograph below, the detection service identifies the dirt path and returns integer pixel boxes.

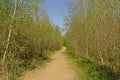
[20,47,76,80]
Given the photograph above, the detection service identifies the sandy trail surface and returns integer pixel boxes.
[20,47,76,80]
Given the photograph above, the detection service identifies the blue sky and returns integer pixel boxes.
[41,0,68,29]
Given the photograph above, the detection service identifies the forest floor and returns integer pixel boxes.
[20,47,76,80]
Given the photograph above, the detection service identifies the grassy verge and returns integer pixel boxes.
[23,50,58,70]
[14,50,59,80]
[67,52,114,80]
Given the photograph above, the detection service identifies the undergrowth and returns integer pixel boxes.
[67,52,116,80]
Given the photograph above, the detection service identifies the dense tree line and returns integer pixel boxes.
[0,0,62,80]
[64,0,120,79]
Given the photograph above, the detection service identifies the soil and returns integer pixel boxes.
[20,47,76,80]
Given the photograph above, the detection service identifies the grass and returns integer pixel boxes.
[14,50,59,80]
[67,52,114,80]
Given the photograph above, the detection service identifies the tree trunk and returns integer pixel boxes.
[2,0,18,80]
[75,39,78,56]
[99,50,104,65]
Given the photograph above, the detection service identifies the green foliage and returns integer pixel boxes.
[65,0,120,79]
[0,0,62,80]
[67,52,115,80]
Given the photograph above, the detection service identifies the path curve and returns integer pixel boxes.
[20,47,76,80]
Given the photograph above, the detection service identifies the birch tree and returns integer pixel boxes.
[65,0,120,77]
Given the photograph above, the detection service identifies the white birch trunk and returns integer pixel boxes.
[2,0,18,80]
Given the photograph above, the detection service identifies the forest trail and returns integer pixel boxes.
[20,47,76,80]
